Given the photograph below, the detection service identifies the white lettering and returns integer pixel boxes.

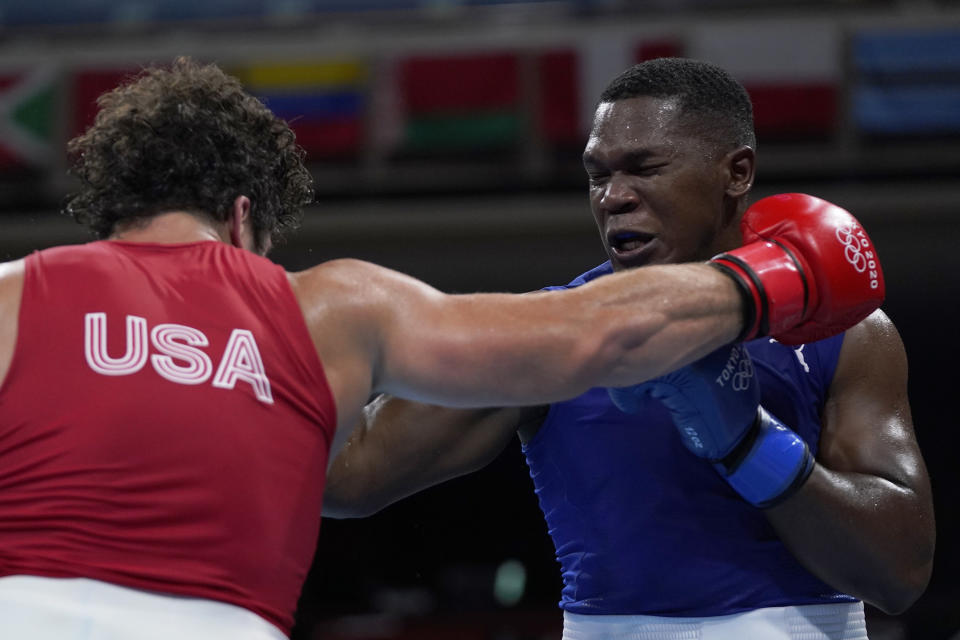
[84,313,149,375]
[150,324,213,385]
[84,313,272,404]
[212,329,274,404]
[715,345,742,387]
[682,426,704,450]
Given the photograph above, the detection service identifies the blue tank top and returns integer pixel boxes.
[523,261,857,616]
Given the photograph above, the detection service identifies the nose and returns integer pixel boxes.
[599,174,638,215]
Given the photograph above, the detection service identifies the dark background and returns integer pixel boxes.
[0,2,958,639]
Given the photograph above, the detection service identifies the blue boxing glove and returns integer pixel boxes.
[608,344,815,508]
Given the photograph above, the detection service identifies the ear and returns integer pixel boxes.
[724,145,755,199]
[228,195,252,249]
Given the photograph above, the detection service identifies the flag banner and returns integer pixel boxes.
[689,20,840,140]
[578,35,634,135]
[234,60,368,158]
[398,52,522,152]
[70,68,139,141]
[635,40,684,63]
[0,67,59,171]
[537,49,580,146]
[853,28,960,135]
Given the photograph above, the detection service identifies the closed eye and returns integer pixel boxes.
[631,163,667,176]
[586,172,609,185]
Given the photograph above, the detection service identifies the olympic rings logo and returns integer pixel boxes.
[836,225,869,273]
[731,354,754,391]
[715,344,754,391]
[835,224,881,289]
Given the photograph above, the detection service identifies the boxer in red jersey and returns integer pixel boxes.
[0,58,884,639]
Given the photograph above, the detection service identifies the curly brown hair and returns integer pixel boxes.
[65,57,314,252]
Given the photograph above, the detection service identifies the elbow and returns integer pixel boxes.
[867,547,935,615]
[322,497,382,520]
[870,582,926,616]
[322,502,364,520]
[867,481,937,615]
[322,486,387,520]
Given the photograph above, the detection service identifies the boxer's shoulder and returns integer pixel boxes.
[0,257,25,283]
[0,258,25,388]
[829,309,904,397]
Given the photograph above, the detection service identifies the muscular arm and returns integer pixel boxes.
[293,258,742,423]
[764,310,935,614]
[323,398,546,518]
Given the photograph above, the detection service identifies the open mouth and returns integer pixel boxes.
[609,231,654,254]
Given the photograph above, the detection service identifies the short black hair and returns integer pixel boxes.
[600,57,756,151]
[65,57,314,251]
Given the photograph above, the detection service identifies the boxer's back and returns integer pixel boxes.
[0,240,336,634]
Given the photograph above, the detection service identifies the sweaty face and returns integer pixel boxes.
[583,96,737,271]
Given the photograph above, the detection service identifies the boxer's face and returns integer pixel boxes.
[583,96,740,272]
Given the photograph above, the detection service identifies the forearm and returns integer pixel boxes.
[565,263,743,389]
[323,398,522,518]
[765,464,935,614]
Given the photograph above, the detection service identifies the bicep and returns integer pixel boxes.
[294,259,563,429]
[818,310,929,493]
[371,273,593,407]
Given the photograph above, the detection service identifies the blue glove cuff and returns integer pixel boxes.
[715,407,814,508]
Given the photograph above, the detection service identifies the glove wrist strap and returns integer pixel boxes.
[707,260,761,342]
[710,240,810,341]
[715,406,814,508]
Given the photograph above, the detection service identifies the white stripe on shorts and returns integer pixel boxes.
[563,602,868,640]
[0,575,288,640]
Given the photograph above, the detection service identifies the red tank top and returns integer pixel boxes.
[0,240,337,634]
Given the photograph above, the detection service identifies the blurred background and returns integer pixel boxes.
[0,0,958,638]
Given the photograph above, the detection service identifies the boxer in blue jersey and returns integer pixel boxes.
[322,58,934,639]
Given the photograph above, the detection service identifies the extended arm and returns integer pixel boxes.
[764,310,935,613]
[378,263,743,405]
[296,258,744,418]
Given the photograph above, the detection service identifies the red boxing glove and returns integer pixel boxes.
[710,193,885,345]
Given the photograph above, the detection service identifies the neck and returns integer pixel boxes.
[109,211,229,246]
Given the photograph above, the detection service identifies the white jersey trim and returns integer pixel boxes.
[562,602,868,640]
[0,575,287,640]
